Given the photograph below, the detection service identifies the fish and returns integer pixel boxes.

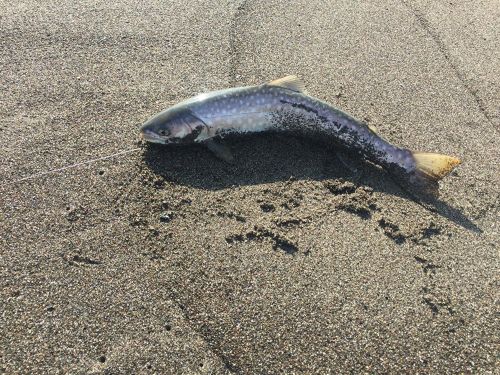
[140,75,460,195]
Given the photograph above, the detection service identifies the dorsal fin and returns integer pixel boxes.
[266,75,306,93]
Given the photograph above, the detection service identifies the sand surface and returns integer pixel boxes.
[1,0,499,373]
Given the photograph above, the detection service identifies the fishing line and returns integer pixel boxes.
[5,147,141,186]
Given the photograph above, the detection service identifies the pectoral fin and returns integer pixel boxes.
[204,139,235,163]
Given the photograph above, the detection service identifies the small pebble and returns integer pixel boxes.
[160,211,173,223]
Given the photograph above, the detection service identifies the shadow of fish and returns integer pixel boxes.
[140,76,460,196]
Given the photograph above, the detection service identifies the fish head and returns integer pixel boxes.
[140,107,207,145]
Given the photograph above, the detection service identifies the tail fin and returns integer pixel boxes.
[413,152,461,180]
[408,152,461,196]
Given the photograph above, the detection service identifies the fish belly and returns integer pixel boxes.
[202,111,272,139]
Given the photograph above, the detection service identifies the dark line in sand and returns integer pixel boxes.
[228,0,250,86]
[400,0,494,126]
[168,296,238,374]
[163,6,254,371]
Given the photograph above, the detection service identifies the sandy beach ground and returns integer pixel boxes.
[1,0,498,373]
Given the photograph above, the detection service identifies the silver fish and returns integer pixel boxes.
[140,76,460,194]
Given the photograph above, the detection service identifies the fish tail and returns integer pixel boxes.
[400,152,461,196]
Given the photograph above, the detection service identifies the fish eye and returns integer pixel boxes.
[159,129,171,137]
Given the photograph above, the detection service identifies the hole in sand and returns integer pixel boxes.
[260,203,275,212]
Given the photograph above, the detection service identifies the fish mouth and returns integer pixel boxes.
[141,129,167,144]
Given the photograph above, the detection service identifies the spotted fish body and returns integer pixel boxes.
[141,76,460,195]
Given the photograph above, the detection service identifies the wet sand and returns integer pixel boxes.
[1,0,498,373]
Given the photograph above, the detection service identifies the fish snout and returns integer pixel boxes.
[140,125,166,144]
